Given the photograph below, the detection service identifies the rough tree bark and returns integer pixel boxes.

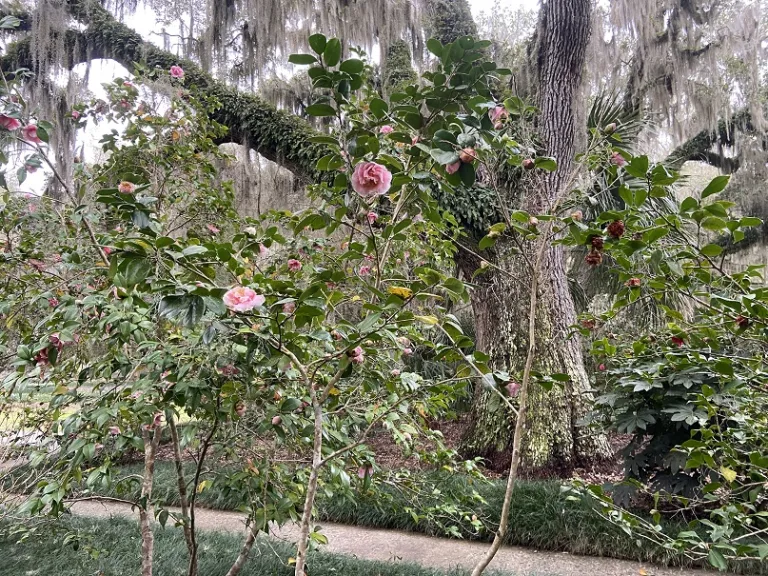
[461,0,611,472]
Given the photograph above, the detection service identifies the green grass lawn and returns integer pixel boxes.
[53,462,687,565]
[0,516,509,576]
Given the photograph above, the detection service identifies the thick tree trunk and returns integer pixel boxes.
[461,0,610,472]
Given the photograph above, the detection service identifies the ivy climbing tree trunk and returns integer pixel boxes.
[461,0,611,472]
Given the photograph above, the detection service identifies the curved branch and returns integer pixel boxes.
[1,0,326,183]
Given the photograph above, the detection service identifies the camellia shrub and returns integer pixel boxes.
[559,151,768,569]
[1,33,536,576]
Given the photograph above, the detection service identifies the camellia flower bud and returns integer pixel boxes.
[459,148,476,163]
[522,158,535,170]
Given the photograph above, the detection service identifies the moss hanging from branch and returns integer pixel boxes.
[382,40,417,99]
[1,0,328,183]
[426,0,477,44]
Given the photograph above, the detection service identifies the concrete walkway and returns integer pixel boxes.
[68,499,720,576]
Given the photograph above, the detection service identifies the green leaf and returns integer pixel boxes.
[158,295,206,327]
[305,103,336,117]
[369,98,388,119]
[534,157,557,171]
[288,53,317,65]
[701,216,727,232]
[430,148,459,165]
[323,38,342,67]
[478,235,496,250]
[625,155,649,178]
[708,549,727,571]
[701,175,730,199]
[181,245,208,257]
[308,33,327,54]
[458,162,475,186]
[740,216,762,227]
[426,38,442,57]
[35,124,50,143]
[700,243,723,258]
[339,59,364,74]
[680,197,698,212]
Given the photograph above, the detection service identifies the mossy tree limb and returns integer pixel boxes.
[1,0,326,184]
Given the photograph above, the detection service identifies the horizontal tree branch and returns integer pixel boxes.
[1,0,326,184]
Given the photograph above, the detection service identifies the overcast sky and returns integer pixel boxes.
[469,0,539,14]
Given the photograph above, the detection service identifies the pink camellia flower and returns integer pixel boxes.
[446,161,461,175]
[379,125,393,134]
[598,363,606,371]
[258,243,269,257]
[71,110,81,120]
[359,265,371,277]
[610,152,627,167]
[331,330,342,341]
[170,65,185,79]
[235,403,246,417]
[123,81,134,88]
[671,336,685,348]
[402,347,413,356]
[49,333,64,352]
[282,302,296,314]
[102,247,112,255]
[358,465,373,479]
[366,211,378,225]
[48,297,59,308]
[0,115,21,131]
[411,136,419,145]
[206,224,220,234]
[351,161,392,198]
[287,259,302,272]
[390,369,401,377]
[490,106,508,123]
[350,346,365,364]
[506,381,521,397]
[223,286,265,312]
[108,426,121,436]
[118,181,136,194]
[21,124,43,144]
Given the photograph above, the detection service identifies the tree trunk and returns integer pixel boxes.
[461,0,610,473]
[139,426,161,576]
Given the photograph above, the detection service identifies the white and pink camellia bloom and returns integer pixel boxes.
[351,161,392,198]
[71,110,81,120]
[490,106,507,123]
[366,211,378,225]
[445,161,460,175]
[0,115,21,131]
[258,243,269,257]
[223,286,265,312]
[379,125,393,134]
[610,152,627,167]
[359,265,371,277]
[206,224,220,234]
[21,124,43,144]
[287,258,302,272]
[118,181,136,194]
[170,65,185,79]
